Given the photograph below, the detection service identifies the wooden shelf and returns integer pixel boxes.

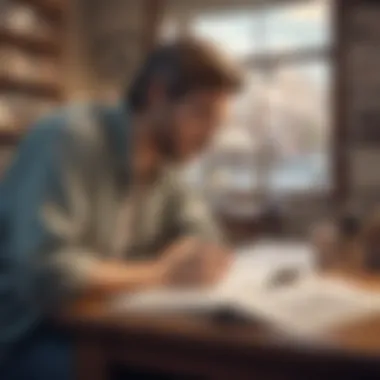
[0,0,66,150]
[0,76,63,99]
[0,28,60,55]
[18,0,66,19]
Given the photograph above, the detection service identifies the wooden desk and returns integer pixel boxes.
[60,273,380,380]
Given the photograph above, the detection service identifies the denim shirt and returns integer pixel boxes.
[0,103,221,360]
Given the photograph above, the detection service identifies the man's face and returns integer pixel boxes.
[169,90,231,162]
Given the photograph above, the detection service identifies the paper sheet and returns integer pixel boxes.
[112,241,380,336]
[113,241,314,313]
[215,240,315,297]
[234,276,380,336]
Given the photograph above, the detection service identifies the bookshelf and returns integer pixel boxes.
[0,27,60,55]
[0,0,67,149]
[18,0,65,17]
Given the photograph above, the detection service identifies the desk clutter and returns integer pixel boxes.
[0,0,65,163]
[311,207,380,273]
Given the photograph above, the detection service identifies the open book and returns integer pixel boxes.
[113,241,380,336]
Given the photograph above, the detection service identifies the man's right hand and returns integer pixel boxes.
[157,238,230,288]
[156,238,201,287]
[73,238,230,297]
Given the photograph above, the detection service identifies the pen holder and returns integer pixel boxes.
[336,213,363,271]
[310,221,339,271]
[361,208,380,272]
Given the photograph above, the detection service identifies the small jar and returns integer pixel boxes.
[310,221,340,271]
[336,213,363,272]
[361,210,380,272]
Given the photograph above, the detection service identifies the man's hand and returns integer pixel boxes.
[201,243,233,286]
[158,238,232,288]
[71,238,232,297]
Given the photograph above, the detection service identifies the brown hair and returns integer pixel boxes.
[126,37,244,112]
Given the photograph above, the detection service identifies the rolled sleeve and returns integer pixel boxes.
[46,248,99,294]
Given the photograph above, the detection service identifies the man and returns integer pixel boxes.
[0,38,243,379]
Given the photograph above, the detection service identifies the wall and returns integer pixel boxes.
[70,0,166,103]
[342,1,380,212]
[63,0,95,100]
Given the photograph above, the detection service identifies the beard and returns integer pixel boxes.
[151,113,177,161]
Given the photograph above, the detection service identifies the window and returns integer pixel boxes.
[163,0,332,201]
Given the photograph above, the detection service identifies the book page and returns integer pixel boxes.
[112,241,380,336]
[216,240,315,298]
[235,276,380,336]
[112,241,314,315]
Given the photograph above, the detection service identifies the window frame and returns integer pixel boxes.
[162,0,343,203]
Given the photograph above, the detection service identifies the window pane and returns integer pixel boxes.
[191,11,265,58]
[265,0,331,53]
[213,63,331,195]
[204,62,331,195]
[189,0,331,56]
[232,72,269,130]
[160,17,178,42]
[267,61,331,193]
